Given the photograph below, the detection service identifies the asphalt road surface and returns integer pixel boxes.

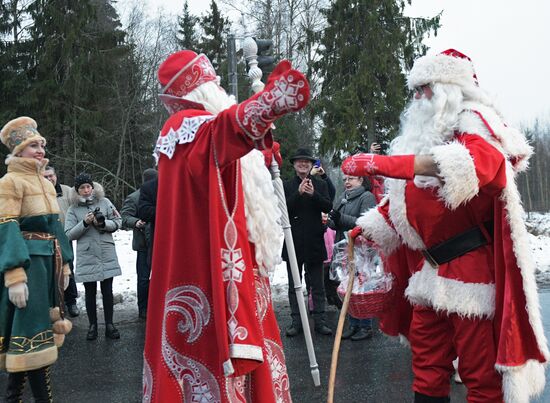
[1,293,549,402]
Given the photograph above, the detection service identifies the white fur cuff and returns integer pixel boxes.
[497,360,546,403]
[357,208,401,255]
[405,261,495,318]
[431,142,479,210]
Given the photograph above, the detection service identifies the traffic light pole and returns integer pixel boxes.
[227,34,238,101]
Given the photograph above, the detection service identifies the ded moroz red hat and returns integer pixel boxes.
[157,50,218,114]
[407,48,479,91]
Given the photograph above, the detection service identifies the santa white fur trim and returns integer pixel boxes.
[497,360,546,403]
[430,141,479,210]
[357,207,401,256]
[405,261,495,318]
[501,161,550,360]
[387,180,425,250]
[458,102,533,173]
[408,53,476,90]
[240,150,283,276]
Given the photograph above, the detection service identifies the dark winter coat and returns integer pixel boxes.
[137,178,157,265]
[329,186,376,243]
[282,175,332,263]
[121,189,148,252]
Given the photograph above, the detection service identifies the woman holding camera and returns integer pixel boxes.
[65,173,122,340]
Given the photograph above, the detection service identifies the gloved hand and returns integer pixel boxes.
[342,153,415,180]
[328,209,341,225]
[236,60,310,141]
[349,225,363,240]
[9,282,29,308]
[261,141,283,169]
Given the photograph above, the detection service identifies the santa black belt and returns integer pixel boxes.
[422,221,494,267]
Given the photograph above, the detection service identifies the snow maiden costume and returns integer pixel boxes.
[0,117,73,402]
[342,50,548,402]
[142,51,310,402]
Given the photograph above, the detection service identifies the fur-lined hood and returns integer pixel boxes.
[68,182,106,206]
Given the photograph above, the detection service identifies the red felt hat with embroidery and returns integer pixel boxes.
[407,48,479,90]
[157,50,218,113]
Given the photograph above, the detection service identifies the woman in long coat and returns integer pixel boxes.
[0,117,73,402]
[65,173,122,341]
[328,175,376,341]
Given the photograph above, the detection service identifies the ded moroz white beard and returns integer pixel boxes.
[186,82,283,275]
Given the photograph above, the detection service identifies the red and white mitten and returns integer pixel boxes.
[349,225,363,240]
[342,153,415,180]
[236,61,310,142]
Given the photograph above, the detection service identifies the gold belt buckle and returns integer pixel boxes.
[422,249,439,269]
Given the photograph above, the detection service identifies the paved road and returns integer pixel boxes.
[1,293,549,402]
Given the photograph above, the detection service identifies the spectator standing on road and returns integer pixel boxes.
[65,173,122,341]
[43,165,80,318]
[137,175,157,270]
[283,148,333,337]
[328,175,376,341]
[121,168,157,320]
[0,117,73,402]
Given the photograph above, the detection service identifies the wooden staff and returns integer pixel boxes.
[327,237,356,403]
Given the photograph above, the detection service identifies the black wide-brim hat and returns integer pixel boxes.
[289,148,316,163]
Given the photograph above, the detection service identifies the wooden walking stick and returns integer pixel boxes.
[242,36,321,387]
[327,235,357,403]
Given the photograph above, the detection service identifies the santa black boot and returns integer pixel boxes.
[6,371,26,403]
[414,392,450,403]
[27,366,53,403]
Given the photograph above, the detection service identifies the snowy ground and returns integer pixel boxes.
[74,212,550,311]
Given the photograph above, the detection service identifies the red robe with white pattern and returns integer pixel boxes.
[359,103,548,402]
[142,106,291,403]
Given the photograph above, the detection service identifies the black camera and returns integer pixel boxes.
[92,207,105,226]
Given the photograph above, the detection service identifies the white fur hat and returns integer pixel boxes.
[407,49,479,91]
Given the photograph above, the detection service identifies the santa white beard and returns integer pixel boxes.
[390,83,463,188]
[390,83,463,155]
[189,82,284,275]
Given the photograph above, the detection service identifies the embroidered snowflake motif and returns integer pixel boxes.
[271,75,304,113]
[345,158,357,174]
[221,248,245,283]
[191,382,215,402]
[153,115,214,162]
[269,354,284,381]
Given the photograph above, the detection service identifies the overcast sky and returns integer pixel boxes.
[120,0,550,126]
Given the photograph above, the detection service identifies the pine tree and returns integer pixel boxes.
[176,0,198,50]
[314,0,440,158]
[198,0,230,87]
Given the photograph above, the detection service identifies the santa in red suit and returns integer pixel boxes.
[142,50,309,402]
[342,49,548,402]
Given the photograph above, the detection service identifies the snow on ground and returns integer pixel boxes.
[75,212,550,310]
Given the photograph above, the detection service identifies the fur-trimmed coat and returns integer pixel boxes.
[64,183,122,283]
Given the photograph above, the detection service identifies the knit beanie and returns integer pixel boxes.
[74,173,94,190]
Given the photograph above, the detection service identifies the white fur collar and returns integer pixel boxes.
[458,102,533,172]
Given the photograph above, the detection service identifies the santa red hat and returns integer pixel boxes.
[157,50,218,113]
[407,49,479,91]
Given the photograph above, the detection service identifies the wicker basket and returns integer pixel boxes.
[337,286,392,319]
